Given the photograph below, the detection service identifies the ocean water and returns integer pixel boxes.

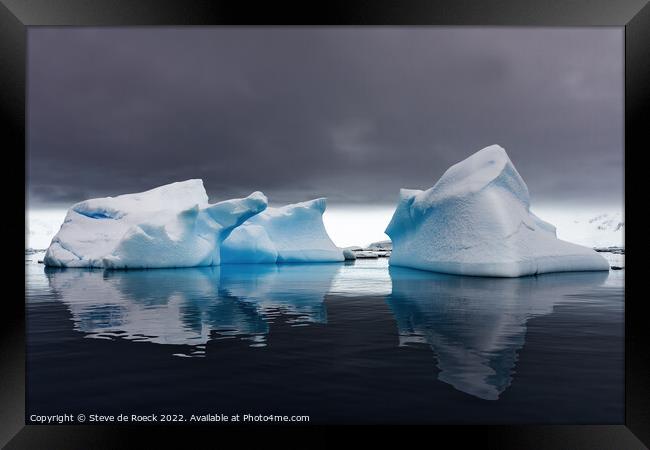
[25,254,624,424]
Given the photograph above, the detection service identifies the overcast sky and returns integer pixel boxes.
[27,27,623,210]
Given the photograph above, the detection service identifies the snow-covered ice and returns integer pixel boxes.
[385,145,610,277]
[532,210,624,248]
[342,247,358,260]
[44,180,267,268]
[367,240,392,251]
[221,198,344,263]
[27,209,68,250]
[350,251,379,259]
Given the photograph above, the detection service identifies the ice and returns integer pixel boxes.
[44,180,268,268]
[351,251,379,259]
[533,209,625,248]
[385,145,609,277]
[342,247,358,260]
[27,209,68,250]
[341,241,392,260]
[221,198,344,263]
[366,240,392,251]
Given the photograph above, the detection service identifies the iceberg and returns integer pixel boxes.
[221,198,344,263]
[44,180,268,269]
[342,247,358,260]
[385,145,609,277]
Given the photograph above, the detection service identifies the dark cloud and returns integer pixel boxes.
[27,27,623,208]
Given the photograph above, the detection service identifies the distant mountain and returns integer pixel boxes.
[587,213,624,233]
[554,212,624,248]
[366,240,392,251]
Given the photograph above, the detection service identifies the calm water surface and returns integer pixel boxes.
[26,254,624,424]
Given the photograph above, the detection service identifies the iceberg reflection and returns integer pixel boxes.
[45,263,340,351]
[43,259,613,398]
[219,263,341,324]
[386,267,610,400]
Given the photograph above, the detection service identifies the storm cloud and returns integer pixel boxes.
[27,27,623,208]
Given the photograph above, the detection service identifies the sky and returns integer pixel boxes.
[26,27,624,247]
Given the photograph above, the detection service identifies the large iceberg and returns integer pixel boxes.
[44,180,267,268]
[385,145,609,277]
[221,198,344,263]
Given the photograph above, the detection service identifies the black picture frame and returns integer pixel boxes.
[4,0,648,447]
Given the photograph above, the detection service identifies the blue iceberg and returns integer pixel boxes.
[44,181,343,268]
[221,198,344,263]
[385,145,609,277]
[44,180,267,268]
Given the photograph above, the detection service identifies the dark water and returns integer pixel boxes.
[25,255,624,424]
